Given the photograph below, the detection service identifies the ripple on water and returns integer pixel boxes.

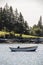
[0,44,43,65]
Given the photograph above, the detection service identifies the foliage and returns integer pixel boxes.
[0,3,29,34]
[0,3,43,37]
[30,16,43,36]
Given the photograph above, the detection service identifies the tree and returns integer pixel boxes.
[38,16,42,28]
[24,21,29,34]
[10,6,13,13]
[18,12,24,21]
[14,8,19,21]
[0,7,3,30]
[4,3,9,11]
[0,4,29,34]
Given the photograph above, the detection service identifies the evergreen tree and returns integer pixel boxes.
[24,21,29,34]
[38,16,42,28]
[0,7,3,30]
[18,12,24,22]
[14,8,19,21]
[0,4,29,34]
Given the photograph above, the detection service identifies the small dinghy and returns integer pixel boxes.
[9,46,38,52]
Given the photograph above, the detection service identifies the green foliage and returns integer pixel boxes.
[31,16,43,36]
[0,3,29,34]
[0,3,43,37]
[38,16,42,28]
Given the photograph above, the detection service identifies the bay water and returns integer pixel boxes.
[0,43,43,65]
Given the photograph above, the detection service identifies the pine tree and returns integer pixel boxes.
[0,7,3,30]
[14,8,19,21]
[18,12,24,23]
[38,16,42,28]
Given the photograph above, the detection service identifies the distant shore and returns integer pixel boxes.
[0,38,43,44]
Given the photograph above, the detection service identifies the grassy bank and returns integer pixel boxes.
[0,31,43,39]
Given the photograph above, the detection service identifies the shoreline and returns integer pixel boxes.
[0,42,43,44]
[0,38,43,44]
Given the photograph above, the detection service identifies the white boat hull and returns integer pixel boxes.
[9,46,38,52]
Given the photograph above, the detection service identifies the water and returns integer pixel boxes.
[0,43,43,65]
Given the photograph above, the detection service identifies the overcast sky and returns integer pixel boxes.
[0,0,43,26]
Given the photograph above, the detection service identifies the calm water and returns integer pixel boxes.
[0,43,43,65]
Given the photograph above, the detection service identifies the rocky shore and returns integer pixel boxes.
[0,38,43,44]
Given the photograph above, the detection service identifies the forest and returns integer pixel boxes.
[0,3,43,37]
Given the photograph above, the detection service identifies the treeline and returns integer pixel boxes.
[0,3,43,36]
[30,16,43,36]
[0,3,29,34]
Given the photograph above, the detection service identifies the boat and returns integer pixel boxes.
[9,46,38,52]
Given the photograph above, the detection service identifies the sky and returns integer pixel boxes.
[0,0,43,26]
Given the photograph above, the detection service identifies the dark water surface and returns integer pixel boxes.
[0,43,43,65]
